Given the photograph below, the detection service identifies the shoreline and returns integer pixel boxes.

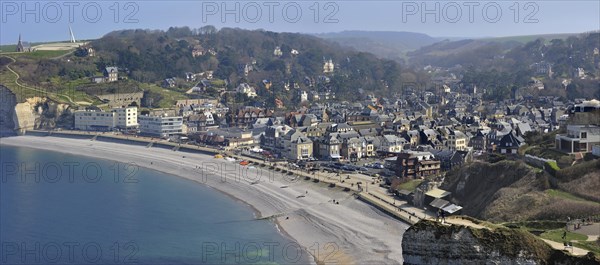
[1,135,409,264]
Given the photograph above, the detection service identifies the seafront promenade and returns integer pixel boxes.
[9,130,595,256]
[25,129,424,225]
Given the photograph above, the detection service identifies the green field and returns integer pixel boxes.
[540,229,600,255]
[139,83,189,108]
[545,189,600,204]
[397,179,424,192]
[0,41,59,53]
[574,240,600,256]
[0,45,17,53]
[0,65,61,102]
[12,49,73,59]
[541,229,588,242]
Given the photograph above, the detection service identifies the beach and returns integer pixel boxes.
[1,136,409,264]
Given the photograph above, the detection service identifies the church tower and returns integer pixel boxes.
[16,34,24,52]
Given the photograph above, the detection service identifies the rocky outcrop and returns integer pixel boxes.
[440,160,600,221]
[402,220,600,265]
[0,85,17,136]
[13,100,37,134]
[0,85,73,135]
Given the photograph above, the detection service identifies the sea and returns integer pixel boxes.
[0,144,311,265]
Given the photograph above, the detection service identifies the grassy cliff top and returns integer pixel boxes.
[410,220,600,264]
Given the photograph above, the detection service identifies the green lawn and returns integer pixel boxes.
[0,41,65,53]
[503,220,566,230]
[139,83,188,108]
[0,45,17,53]
[574,240,600,256]
[540,229,600,255]
[13,50,73,59]
[0,66,62,102]
[397,179,424,192]
[541,229,588,242]
[545,161,560,171]
[545,189,598,204]
[525,146,571,161]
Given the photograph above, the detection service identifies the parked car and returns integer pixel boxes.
[371,163,384,169]
[341,165,357,171]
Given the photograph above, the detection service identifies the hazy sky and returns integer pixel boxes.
[2,1,599,44]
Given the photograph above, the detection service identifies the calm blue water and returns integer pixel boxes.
[0,145,310,264]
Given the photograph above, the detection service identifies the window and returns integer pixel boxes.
[581,132,587,139]
[301,147,309,156]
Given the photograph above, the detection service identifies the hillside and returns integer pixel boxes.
[408,32,599,68]
[3,27,408,107]
[315,31,440,62]
[403,220,600,264]
[556,159,600,203]
[481,33,582,44]
[412,32,600,100]
[95,28,403,92]
[440,160,600,222]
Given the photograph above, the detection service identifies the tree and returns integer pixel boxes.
[199,25,217,35]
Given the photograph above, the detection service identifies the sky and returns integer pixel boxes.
[2,0,599,44]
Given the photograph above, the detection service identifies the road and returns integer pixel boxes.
[541,239,590,256]
[1,55,78,106]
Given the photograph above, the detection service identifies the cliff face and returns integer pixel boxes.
[402,221,539,265]
[402,220,600,265]
[0,85,17,136]
[0,86,72,135]
[14,97,73,134]
[440,161,600,221]
[441,161,538,220]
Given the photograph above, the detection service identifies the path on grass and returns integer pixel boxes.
[1,55,78,106]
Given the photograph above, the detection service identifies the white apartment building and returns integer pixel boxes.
[138,114,183,138]
[74,107,138,131]
[114,107,138,129]
[74,110,116,131]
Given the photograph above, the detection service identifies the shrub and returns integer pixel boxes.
[488,154,506,163]
[544,161,560,176]
[556,159,600,181]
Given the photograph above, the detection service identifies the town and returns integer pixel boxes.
[2,26,600,263]
[64,60,600,219]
